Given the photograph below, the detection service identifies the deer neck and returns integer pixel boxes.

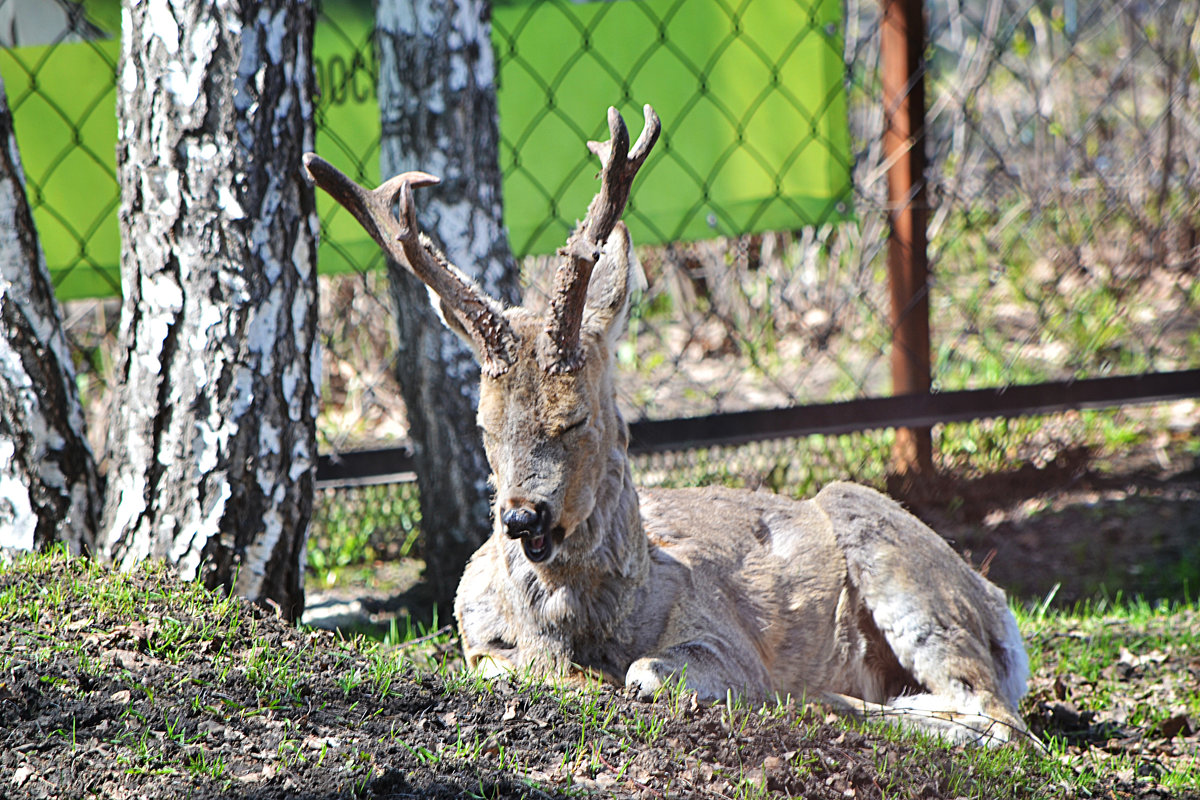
[505,430,648,644]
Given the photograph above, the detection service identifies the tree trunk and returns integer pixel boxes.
[0,76,101,554]
[375,0,521,605]
[99,1,319,620]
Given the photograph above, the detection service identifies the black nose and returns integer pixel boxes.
[502,504,548,539]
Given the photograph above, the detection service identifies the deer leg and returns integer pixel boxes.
[823,691,1040,749]
[626,639,769,703]
[455,551,521,674]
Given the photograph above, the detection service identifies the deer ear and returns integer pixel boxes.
[433,292,482,361]
[583,222,640,345]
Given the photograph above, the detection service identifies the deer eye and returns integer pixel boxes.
[560,416,589,437]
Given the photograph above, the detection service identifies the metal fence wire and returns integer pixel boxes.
[1,0,1197,490]
[923,0,1199,390]
[492,0,1199,436]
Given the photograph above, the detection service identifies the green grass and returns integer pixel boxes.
[1017,594,1200,796]
[1020,595,1200,721]
[7,542,1198,798]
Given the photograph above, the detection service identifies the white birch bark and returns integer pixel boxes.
[0,76,101,554]
[99,1,319,619]
[375,0,522,603]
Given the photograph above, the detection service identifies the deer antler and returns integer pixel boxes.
[541,104,661,373]
[302,153,516,377]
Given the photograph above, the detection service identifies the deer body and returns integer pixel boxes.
[462,478,1028,722]
[454,284,1029,746]
[304,106,1031,746]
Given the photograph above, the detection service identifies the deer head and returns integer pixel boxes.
[304,105,660,566]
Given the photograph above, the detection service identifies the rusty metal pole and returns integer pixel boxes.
[880,0,934,479]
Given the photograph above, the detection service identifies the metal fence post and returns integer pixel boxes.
[880,0,933,478]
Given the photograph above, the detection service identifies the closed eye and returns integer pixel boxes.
[560,417,589,436]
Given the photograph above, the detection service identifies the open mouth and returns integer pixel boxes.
[521,531,552,563]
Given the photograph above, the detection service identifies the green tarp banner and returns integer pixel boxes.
[0,0,850,300]
[493,0,851,256]
[0,37,122,299]
[306,0,386,279]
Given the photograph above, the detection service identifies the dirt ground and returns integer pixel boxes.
[4,556,1198,800]
[905,436,1200,610]
[5,439,1199,799]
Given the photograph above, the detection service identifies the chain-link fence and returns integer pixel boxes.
[297,0,1200,562]
[2,1,1197,556]
[589,0,1199,427]
[306,0,886,458]
[925,0,1198,389]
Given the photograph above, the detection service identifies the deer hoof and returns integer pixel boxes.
[626,658,670,701]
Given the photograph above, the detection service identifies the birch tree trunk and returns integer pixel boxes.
[0,76,101,554]
[99,1,319,620]
[375,0,520,605]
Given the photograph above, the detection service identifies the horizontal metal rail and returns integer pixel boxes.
[315,368,1200,489]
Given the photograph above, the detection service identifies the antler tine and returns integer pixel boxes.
[302,153,516,377]
[542,105,661,373]
[628,104,661,164]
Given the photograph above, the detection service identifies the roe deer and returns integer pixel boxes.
[303,105,1032,746]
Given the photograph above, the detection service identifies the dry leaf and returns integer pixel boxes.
[12,765,34,788]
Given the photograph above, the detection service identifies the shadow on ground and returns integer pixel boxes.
[904,447,1200,608]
